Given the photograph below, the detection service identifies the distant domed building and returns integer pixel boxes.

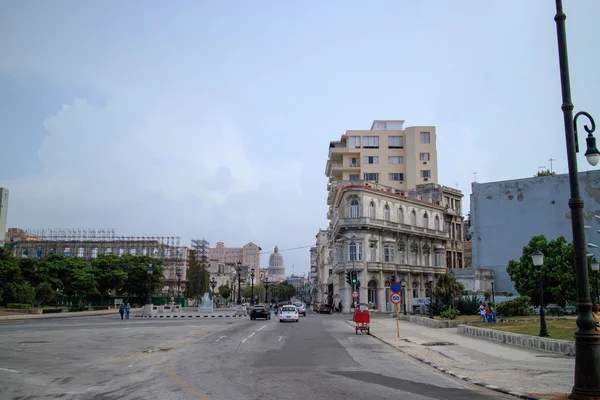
[267,246,286,282]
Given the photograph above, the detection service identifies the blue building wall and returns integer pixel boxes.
[470,170,600,294]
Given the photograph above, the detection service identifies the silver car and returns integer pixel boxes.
[293,302,306,317]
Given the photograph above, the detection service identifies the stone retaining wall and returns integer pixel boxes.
[458,324,575,356]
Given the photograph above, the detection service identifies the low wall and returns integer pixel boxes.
[0,308,140,321]
[393,314,465,329]
[458,324,575,356]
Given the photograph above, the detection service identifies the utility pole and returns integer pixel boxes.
[548,158,556,173]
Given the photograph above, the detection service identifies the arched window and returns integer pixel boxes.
[398,208,404,224]
[434,215,440,230]
[350,199,359,218]
[412,282,420,298]
[423,213,429,228]
[383,205,390,221]
[369,202,375,219]
[368,280,377,305]
[410,210,417,226]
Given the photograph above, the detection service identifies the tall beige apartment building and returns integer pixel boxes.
[325,120,438,190]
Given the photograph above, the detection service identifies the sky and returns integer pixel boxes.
[1,1,599,276]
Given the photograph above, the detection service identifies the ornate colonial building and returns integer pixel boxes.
[326,181,463,313]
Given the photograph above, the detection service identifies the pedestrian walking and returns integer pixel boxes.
[119,303,125,320]
[125,303,131,319]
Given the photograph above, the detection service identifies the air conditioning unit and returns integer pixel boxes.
[423,161,427,165]
[424,178,429,181]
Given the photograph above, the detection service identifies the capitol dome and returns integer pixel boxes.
[267,246,286,282]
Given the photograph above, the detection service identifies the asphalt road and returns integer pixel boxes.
[0,311,511,400]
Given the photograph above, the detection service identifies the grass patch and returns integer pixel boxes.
[432,315,481,322]
[472,319,577,342]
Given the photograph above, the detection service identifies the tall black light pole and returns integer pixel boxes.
[264,277,271,304]
[250,268,256,305]
[554,1,600,398]
[491,281,495,303]
[428,273,434,319]
[236,263,242,305]
[531,250,549,337]
[146,263,153,305]
[210,277,217,300]
[176,267,182,306]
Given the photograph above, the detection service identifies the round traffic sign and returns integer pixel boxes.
[352,291,359,298]
[390,292,402,304]
[391,282,401,293]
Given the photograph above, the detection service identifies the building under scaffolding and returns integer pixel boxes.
[6,228,188,297]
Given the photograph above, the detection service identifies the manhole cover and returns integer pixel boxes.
[422,342,455,347]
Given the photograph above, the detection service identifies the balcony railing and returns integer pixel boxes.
[333,217,448,239]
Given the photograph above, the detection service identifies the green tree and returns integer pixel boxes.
[535,169,556,177]
[120,255,164,298]
[242,284,265,301]
[91,255,128,304]
[186,250,209,297]
[433,273,465,306]
[0,247,22,303]
[218,284,232,300]
[272,281,296,301]
[35,282,56,307]
[3,281,36,305]
[506,235,576,307]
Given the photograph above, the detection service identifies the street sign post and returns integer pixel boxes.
[390,292,402,338]
[391,282,401,293]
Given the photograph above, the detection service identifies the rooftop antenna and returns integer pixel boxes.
[548,157,556,173]
[473,172,477,183]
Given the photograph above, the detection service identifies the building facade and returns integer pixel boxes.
[325,120,438,192]
[7,228,189,297]
[209,241,261,270]
[0,188,8,244]
[470,170,600,294]
[329,182,453,313]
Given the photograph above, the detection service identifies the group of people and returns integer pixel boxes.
[118,303,131,320]
[479,300,497,323]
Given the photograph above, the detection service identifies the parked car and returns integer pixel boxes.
[279,305,299,322]
[293,301,306,317]
[318,304,332,314]
[250,304,271,320]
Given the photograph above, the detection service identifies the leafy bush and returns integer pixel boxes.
[6,303,32,309]
[3,282,35,305]
[440,307,460,319]
[496,296,535,317]
[35,282,55,307]
[42,308,62,314]
[455,295,481,315]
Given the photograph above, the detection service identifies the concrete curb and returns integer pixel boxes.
[134,314,248,319]
[343,320,548,400]
[0,308,139,321]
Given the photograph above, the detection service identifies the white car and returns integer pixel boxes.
[279,305,299,322]
[293,301,306,317]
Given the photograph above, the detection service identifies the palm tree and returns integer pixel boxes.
[433,273,465,307]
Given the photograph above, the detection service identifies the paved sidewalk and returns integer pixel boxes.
[353,316,573,399]
[0,308,139,320]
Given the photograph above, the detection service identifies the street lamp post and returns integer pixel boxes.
[591,258,599,302]
[146,263,153,306]
[229,281,233,305]
[250,268,256,305]
[210,277,217,300]
[264,277,271,304]
[176,267,182,306]
[491,281,495,303]
[401,279,407,316]
[236,263,242,305]
[531,250,549,338]
[554,2,600,398]
[428,273,434,319]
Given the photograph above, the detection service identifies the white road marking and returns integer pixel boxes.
[248,332,255,338]
[257,324,267,332]
[215,336,227,342]
[241,338,247,344]
[278,336,283,342]
[0,368,18,373]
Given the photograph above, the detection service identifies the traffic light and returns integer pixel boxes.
[350,270,358,285]
[345,271,351,285]
[390,275,396,283]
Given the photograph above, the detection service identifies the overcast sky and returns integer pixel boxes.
[1,1,599,276]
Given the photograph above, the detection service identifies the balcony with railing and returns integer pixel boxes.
[332,216,448,239]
